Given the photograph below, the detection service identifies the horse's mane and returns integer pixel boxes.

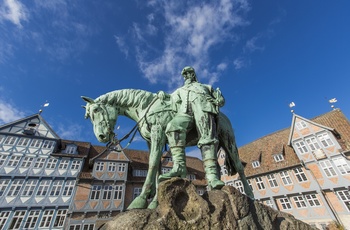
[95,89,155,109]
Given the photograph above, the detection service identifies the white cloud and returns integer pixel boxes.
[186,147,202,159]
[56,123,83,140]
[114,35,129,58]
[245,35,265,53]
[0,0,28,28]
[233,57,249,70]
[0,99,25,124]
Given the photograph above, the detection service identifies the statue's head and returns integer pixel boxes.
[181,66,197,82]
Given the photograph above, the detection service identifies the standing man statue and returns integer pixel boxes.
[159,66,225,189]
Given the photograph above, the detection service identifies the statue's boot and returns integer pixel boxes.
[201,144,225,189]
[159,146,187,181]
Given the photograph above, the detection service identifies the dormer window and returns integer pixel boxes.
[273,153,284,162]
[296,121,307,130]
[65,145,77,154]
[252,160,260,168]
[164,157,173,163]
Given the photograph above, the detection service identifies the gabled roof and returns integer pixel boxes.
[0,113,60,139]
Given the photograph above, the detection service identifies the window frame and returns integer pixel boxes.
[293,167,308,182]
[279,171,293,185]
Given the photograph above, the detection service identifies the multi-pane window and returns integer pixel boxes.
[30,139,43,148]
[108,162,117,172]
[90,185,102,200]
[267,174,278,188]
[318,133,334,148]
[0,179,10,196]
[83,224,95,230]
[252,161,260,168]
[53,209,67,227]
[319,160,337,177]
[133,187,142,199]
[7,155,21,167]
[36,180,51,196]
[187,174,196,180]
[234,180,244,193]
[114,185,123,200]
[39,209,54,228]
[17,137,30,146]
[58,159,69,169]
[46,158,57,169]
[50,180,64,196]
[248,179,253,191]
[337,190,350,211]
[333,157,350,175]
[305,137,321,151]
[34,157,46,168]
[305,194,321,207]
[0,135,4,144]
[95,162,104,171]
[42,140,55,149]
[293,196,307,208]
[8,179,24,196]
[118,163,126,172]
[63,180,76,196]
[296,121,307,130]
[293,167,308,182]
[279,198,292,210]
[22,179,38,196]
[0,211,10,230]
[4,136,17,145]
[255,177,265,190]
[279,171,293,185]
[8,210,26,230]
[69,225,81,230]
[21,156,33,168]
[220,165,228,175]
[71,160,81,170]
[294,140,308,154]
[24,210,40,229]
[103,185,113,200]
[0,154,7,167]
[66,145,77,154]
[264,200,274,208]
[161,167,171,174]
[133,169,148,177]
[273,154,284,162]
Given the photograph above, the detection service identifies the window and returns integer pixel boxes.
[34,157,46,168]
[8,179,24,196]
[279,171,293,185]
[264,200,274,208]
[95,162,104,171]
[337,190,350,211]
[71,160,81,170]
[58,159,69,169]
[0,211,10,230]
[83,224,95,230]
[21,157,33,168]
[293,196,307,208]
[294,140,308,154]
[133,169,148,177]
[66,145,77,154]
[7,155,21,167]
[8,210,26,230]
[133,187,142,199]
[4,136,17,145]
[273,154,284,162]
[103,185,113,200]
[247,180,253,191]
[293,167,308,182]
[17,137,30,146]
[30,139,43,148]
[46,158,57,169]
[163,157,173,163]
[234,180,244,193]
[252,161,260,168]
[305,194,321,207]
[118,163,126,172]
[69,225,81,230]
[296,121,307,130]
[318,133,334,148]
[0,135,5,144]
[0,154,7,167]
[36,180,51,196]
[187,174,196,180]
[108,162,116,172]
[279,198,292,210]
[114,185,123,200]
[320,160,337,177]
[24,210,40,229]
[39,209,54,228]
[90,185,102,200]
[221,165,228,175]
[0,179,10,196]
[42,140,55,149]
[333,157,350,175]
[267,174,278,188]
[255,177,265,190]
[63,180,75,196]
[53,209,67,227]
[161,167,171,174]
[22,179,38,196]
[50,180,63,196]
[305,136,321,151]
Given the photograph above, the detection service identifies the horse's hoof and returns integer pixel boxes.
[127,196,148,210]
[148,200,158,209]
[209,179,225,189]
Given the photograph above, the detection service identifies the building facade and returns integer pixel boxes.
[219,109,350,229]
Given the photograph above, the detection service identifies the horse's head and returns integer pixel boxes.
[82,96,118,143]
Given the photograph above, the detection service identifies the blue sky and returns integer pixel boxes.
[1,0,350,158]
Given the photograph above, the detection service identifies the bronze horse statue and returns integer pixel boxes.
[82,89,254,209]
